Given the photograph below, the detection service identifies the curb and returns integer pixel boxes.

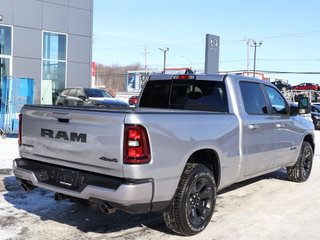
[0,169,13,175]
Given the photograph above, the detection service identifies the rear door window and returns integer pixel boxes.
[68,89,77,97]
[61,89,69,96]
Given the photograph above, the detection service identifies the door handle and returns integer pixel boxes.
[248,124,259,130]
[51,112,71,120]
[276,123,285,128]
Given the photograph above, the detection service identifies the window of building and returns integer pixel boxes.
[0,25,12,99]
[240,82,268,115]
[0,25,11,55]
[41,31,67,104]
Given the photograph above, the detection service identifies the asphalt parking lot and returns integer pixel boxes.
[0,131,319,240]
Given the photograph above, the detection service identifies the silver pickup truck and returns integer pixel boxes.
[13,73,315,236]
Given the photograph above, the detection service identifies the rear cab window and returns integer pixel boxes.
[139,79,229,112]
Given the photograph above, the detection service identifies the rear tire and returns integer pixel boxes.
[286,141,313,182]
[163,163,216,236]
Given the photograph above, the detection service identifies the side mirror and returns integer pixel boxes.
[290,104,298,116]
[298,97,311,114]
[79,95,87,101]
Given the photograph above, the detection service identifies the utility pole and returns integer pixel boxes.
[246,39,253,75]
[144,45,148,75]
[159,48,169,73]
[250,40,263,78]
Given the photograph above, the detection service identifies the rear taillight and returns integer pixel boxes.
[129,96,138,104]
[18,114,22,146]
[132,97,138,104]
[124,125,151,164]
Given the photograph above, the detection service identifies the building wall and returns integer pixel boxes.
[0,0,93,103]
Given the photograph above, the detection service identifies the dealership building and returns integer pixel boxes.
[0,0,93,104]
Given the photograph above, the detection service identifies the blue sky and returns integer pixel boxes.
[93,0,320,85]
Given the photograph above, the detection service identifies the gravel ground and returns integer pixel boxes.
[0,131,319,240]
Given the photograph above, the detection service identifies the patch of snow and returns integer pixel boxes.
[0,137,19,169]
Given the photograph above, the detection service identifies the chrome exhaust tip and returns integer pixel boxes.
[21,180,36,191]
[100,201,117,214]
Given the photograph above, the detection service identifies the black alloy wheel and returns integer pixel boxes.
[287,141,313,182]
[187,177,213,226]
[301,145,313,179]
[163,163,216,236]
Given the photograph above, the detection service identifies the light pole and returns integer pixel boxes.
[159,48,169,73]
[250,40,263,78]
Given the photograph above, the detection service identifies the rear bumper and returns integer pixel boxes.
[13,158,156,213]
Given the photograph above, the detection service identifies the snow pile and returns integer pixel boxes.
[0,137,19,170]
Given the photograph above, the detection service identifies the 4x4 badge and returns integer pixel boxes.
[99,157,118,163]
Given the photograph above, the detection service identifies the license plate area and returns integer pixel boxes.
[57,168,79,188]
[16,159,123,192]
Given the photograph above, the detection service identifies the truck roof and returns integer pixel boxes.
[148,73,273,86]
[149,73,225,81]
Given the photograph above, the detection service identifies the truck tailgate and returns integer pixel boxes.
[20,105,128,178]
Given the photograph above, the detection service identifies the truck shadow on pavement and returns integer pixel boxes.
[2,169,288,235]
[2,176,171,235]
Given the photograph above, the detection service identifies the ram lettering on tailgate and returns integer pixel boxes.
[41,128,87,143]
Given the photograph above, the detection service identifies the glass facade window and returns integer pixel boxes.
[43,32,66,61]
[42,32,67,104]
[0,26,11,55]
[42,60,66,93]
[0,25,12,101]
[0,58,10,77]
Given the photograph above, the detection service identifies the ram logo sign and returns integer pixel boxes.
[41,128,87,143]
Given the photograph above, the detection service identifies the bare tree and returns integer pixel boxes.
[95,63,143,92]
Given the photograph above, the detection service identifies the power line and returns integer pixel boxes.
[95,30,320,50]
[257,70,320,74]
[226,70,320,74]
[220,58,320,63]
[258,58,320,62]
[258,31,320,40]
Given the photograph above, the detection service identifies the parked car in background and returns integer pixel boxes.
[292,83,320,91]
[271,80,291,91]
[311,105,320,130]
[128,96,139,105]
[55,88,129,108]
